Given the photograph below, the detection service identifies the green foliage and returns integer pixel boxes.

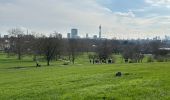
[155,55,169,62]
[63,60,70,65]
[147,56,154,63]
[111,55,116,63]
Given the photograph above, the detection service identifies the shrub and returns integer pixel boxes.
[111,56,116,63]
[157,58,164,62]
[129,60,133,63]
[156,56,165,62]
[63,61,70,65]
[129,60,137,63]
[147,56,154,63]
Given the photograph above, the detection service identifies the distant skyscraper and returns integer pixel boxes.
[27,29,29,35]
[71,29,78,38]
[99,25,101,39]
[86,33,89,38]
[165,35,170,40]
[93,35,97,39]
[67,33,71,39]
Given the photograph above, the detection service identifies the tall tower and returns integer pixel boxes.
[86,33,89,38]
[99,25,101,39]
[27,29,29,35]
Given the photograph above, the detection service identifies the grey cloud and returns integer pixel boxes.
[0,0,170,39]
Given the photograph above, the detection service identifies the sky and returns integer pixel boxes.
[1,0,170,39]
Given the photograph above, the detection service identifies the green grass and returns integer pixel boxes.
[0,53,170,100]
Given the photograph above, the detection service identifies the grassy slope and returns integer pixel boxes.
[0,53,170,100]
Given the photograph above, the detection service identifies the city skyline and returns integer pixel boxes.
[1,0,170,39]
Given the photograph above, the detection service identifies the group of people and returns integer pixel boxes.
[89,58,113,64]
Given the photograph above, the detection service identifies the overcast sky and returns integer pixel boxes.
[1,0,170,39]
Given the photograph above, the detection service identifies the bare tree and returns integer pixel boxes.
[122,44,144,63]
[52,32,63,61]
[68,39,79,64]
[0,35,3,51]
[34,34,62,66]
[8,28,25,60]
[96,40,113,63]
[40,36,57,66]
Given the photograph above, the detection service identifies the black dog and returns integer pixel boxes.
[116,72,122,77]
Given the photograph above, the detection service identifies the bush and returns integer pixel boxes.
[157,58,164,62]
[129,60,137,63]
[156,56,165,62]
[63,61,70,65]
[111,56,116,63]
[129,60,133,63]
[147,56,154,63]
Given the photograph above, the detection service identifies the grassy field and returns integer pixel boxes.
[0,53,170,100]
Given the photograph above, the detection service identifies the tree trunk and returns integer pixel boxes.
[18,53,21,60]
[72,57,75,64]
[47,60,50,66]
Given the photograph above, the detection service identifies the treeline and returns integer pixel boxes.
[0,28,170,66]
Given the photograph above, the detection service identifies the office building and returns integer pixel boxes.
[93,35,97,39]
[67,33,71,39]
[71,29,78,38]
[86,33,89,38]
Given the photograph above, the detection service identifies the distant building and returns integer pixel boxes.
[53,32,62,39]
[159,48,170,51]
[71,29,78,38]
[93,35,97,39]
[67,33,71,39]
[77,36,80,39]
[58,34,62,39]
[86,33,89,38]
[4,35,9,39]
[165,35,170,40]
[153,36,161,40]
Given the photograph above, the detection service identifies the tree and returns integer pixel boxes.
[149,40,163,56]
[8,28,25,60]
[68,39,79,64]
[96,40,113,63]
[52,32,63,61]
[35,34,62,66]
[0,35,3,51]
[122,44,144,63]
